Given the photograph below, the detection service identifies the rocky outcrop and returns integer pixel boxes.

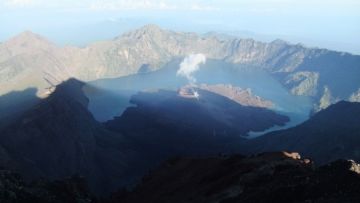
[285,71,319,96]
[317,85,335,111]
[198,84,273,108]
[350,88,360,102]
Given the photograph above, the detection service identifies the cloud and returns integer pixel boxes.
[89,0,178,10]
[87,0,218,11]
[2,0,359,12]
[1,0,216,11]
[177,54,206,84]
[4,0,37,7]
[190,3,216,11]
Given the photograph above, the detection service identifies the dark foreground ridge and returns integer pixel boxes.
[1,79,360,201]
[111,152,360,203]
[1,152,360,203]
[0,169,93,203]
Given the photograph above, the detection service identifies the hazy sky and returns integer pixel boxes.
[1,0,359,54]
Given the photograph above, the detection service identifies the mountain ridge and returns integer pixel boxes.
[1,24,359,112]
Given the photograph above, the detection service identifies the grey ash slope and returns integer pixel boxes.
[250,101,360,164]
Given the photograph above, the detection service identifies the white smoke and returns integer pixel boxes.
[176,53,206,84]
[193,91,200,99]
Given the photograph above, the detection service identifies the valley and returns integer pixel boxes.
[0,24,359,202]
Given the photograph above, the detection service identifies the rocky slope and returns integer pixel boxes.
[250,101,360,164]
[0,79,139,195]
[0,79,360,200]
[102,88,289,172]
[198,84,273,108]
[0,31,70,96]
[0,169,94,203]
[106,88,288,138]
[110,152,360,203]
[0,79,289,195]
[2,152,360,203]
[1,25,359,111]
[0,88,40,129]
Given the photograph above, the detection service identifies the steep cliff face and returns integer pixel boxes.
[1,25,359,112]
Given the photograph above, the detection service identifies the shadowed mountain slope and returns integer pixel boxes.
[249,101,360,164]
[0,79,138,195]
[0,169,94,203]
[0,79,360,200]
[105,89,289,159]
[2,152,360,203]
[0,78,289,195]
[0,88,40,129]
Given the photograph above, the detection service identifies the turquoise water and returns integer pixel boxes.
[85,59,313,134]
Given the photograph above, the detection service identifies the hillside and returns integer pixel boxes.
[105,88,288,159]
[0,79,137,194]
[250,101,360,164]
[0,79,289,195]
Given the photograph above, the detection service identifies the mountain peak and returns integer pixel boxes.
[139,24,163,32]
[270,38,288,46]
[4,30,54,53]
[8,30,50,44]
[120,24,168,40]
[18,30,38,37]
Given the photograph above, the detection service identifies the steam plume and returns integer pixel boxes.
[176,53,206,84]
